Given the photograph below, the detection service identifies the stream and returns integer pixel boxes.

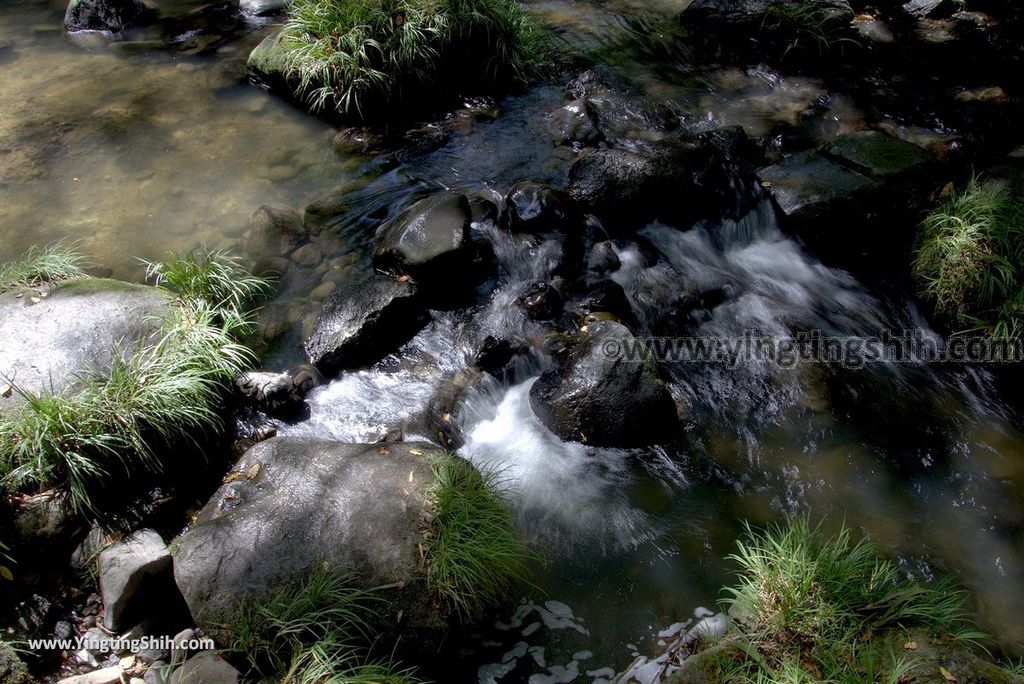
[2,0,1024,681]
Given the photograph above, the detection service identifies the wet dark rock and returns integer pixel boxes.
[824,130,934,180]
[575,280,637,328]
[587,240,621,275]
[172,437,450,636]
[759,148,880,218]
[305,275,429,375]
[419,371,482,450]
[98,529,173,631]
[373,192,473,282]
[245,205,306,260]
[331,127,388,156]
[518,281,564,320]
[569,127,757,226]
[903,0,943,17]
[565,70,676,141]
[474,336,528,378]
[64,0,142,34]
[235,369,316,419]
[506,181,583,235]
[545,99,602,146]
[530,320,679,448]
[289,242,323,269]
[0,279,171,417]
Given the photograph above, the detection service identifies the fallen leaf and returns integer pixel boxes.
[223,471,242,483]
[378,447,391,456]
[903,641,917,650]
[0,566,13,581]
[0,384,11,398]
[29,297,40,304]
[408,470,415,482]
[396,609,404,623]
[409,448,424,456]
[119,655,135,669]
[939,666,956,682]
[245,463,261,480]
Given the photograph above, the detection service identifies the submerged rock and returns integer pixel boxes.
[373,192,473,281]
[0,279,171,416]
[64,0,142,34]
[304,275,429,375]
[529,320,679,448]
[172,437,447,633]
[518,281,563,320]
[245,205,306,261]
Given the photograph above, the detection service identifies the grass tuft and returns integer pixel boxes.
[423,455,535,615]
[224,566,419,684]
[913,175,1024,340]
[0,249,271,514]
[281,0,551,117]
[762,0,855,54]
[709,519,985,683]
[0,241,88,292]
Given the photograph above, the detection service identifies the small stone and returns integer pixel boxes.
[57,665,123,684]
[290,243,323,269]
[310,281,336,301]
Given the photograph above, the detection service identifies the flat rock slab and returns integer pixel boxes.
[824,130,933,179]
[0,278,171,415]
[758,150,880,218]
[758,131,932,218]
[172,437,444,629]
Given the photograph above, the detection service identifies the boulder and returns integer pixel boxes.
[575,279,637,328]
[0,279,172,416]
[529,320,679,448]
[518,282,563,320]
[168,653,241,684]
[245,205,306,261]
[565,71,676,141]
[64,0,143,34]
[373,192,473,280]
[506,182,582,234]
[758,149,880,218]
[234,368,317,418]
[473,336,528,379]
[304,275,429,375]
[13,491,80,544]
[569,128,756,224]
[57,666,123,684]
[98,529,173,631]
[172,437,445,632]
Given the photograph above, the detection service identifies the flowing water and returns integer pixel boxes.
[3,0,1024,680]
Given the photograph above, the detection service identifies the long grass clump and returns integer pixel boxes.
[913,175,1024,340]
[281,0,550,117]
[424,455,534,615]
[0,241,87,292]
[762,0,855,54]
[224,566,419,684]
[0,250,270,514]
[703,519,985,683]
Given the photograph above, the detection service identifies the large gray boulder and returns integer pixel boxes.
[530,320,679,448]
[304,275,429,375]
[64,0,143,33]
[373,192,472,279]
[98,529,173,631]
[169,653,241,684]
[172,437,445,632]
[0,279,172,416]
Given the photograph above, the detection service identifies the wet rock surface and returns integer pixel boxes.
[64,0,142,34]
[373,192,473,283]
[304,275,429,375]
[529,320,679,448]
[171,437,445,633]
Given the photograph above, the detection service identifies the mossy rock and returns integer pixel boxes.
[247,29,294,88]
[0,641,31,684]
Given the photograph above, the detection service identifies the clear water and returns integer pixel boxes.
[4,0,1024,680]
